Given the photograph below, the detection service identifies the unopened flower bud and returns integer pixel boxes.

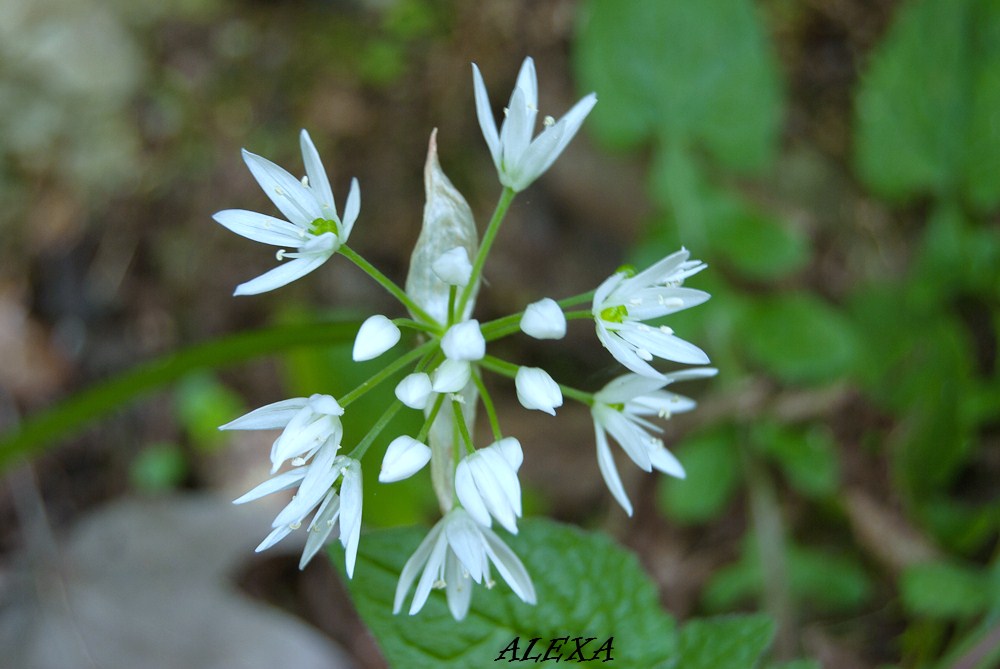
[380,436,432,483]
[514,367,563,415]
[432,247,473,287]
[352,315,401,361]
[519,298,566,340]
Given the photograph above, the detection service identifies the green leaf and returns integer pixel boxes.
[710,203,810,281]
[750,422,839,499]
[901,561,993,619]
[0,320,360,472]
[738,293,858,385]
[767,661,821,669]
[676,614,774,669]
[129,443,187,492]
[658,425,742,524]
[854,0,1000,210]
[574,0,783,171]
[333,518,676,668]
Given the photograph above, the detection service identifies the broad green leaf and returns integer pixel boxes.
[333,518,676,668]
[704,541,873,614]
[574,0,783,171]
[901,561,993,619]
[658,425,742,524]
[676,614,774,669]
[710,204,810,281]
[738,293,858,385]
[750,422,839,499]
[854,0,1000,210]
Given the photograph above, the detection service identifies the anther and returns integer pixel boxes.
[543,115,555,127]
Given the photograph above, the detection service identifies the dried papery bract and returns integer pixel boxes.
[405,130,481,511]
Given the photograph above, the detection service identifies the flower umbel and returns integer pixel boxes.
[591,369,717,516]
[213,129,360,295]
[393,508,535,621]
[593,248,711,378]
[472,57,597,192]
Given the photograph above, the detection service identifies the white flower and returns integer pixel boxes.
[593,249,711,378]
[395,372,433,409]
[380,436,432,483]
[472,57,597,192]
[352,314,401,361]
[430,359,472,393]
[432,247,473,287]
[455,437,524,533]
[514,367,563,415]
[234,446,364,575]
[393,508,535,621]
[591,368,717,516]
[441,320,485,361]
[220,393,344,473]
[214,129,360,295]
[520,297,566,339]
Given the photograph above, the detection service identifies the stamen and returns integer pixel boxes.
[543,115,555,127]
[291,456,306,466]
[276,249,287,261]
[301,175,309,187]
[636,348,653,361]
[289,521,301,530]
[659,326,674,335]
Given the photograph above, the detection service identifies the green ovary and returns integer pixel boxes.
[600,305,628,323]
[309,217,339,236]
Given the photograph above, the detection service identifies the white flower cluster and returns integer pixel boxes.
[215,57,715,621]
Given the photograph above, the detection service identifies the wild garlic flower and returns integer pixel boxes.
[472,57,597,192]
[514,367,563,415]
[455,437,524,533]
[352,314,401,362]
[213,129,360,295]
[520,297,567,340]
[591,369,717,516]
[394,508,536,621]
[593,249,711,378]
[234,445,363,575]
[220,393,344,473]
[380,436,432,483]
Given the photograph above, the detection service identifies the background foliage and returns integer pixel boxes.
[0,0,998,667]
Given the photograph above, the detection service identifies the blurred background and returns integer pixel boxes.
[0,0,998,667]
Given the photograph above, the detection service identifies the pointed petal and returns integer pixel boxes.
[595,374,667,405]
[339,460,364,577]
[599,406,653,471]
[341,177,361,240]
[617,324,711,365]
[394,522,444,614]
[232,468,308,505]
[220,397,308,431]
[410,534,449,615]
[299,493,340,569]
[445,511,486,583]
[594,421,633,516]
[513,57,538,113]
[299,129,336,216]
[472,63,501,165]
[242,149,322,225]
[649,445,685,479]
[233,254,329,296]
[255,524,293,552]
[480,525,536,604]
[455,457,492,529]
[445,553,473,620]
[500,87,533,177]
[213,209,307,247]
[597,322,663,378]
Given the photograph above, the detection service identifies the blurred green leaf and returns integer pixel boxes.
[658,425,742,524]
[921,497,1000,556]
[174,373,244,452]
[901,561,993,619]
[333,518,676,668]
[767,661,822,669]
[855,0,1000,210]
[751,422,839,499]
[738,292,858,385]
[711,203,810,281]
[675,614,774,669]
[704,540,873,614]
[129,443,187,492]
[575,0,783,171]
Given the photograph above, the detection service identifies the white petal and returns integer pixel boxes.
[299,493,340,569]
[339,459,364,577]
[380,436,431,483]
[519,298,566,339]
[455,456,492,529]
[255,524,293,552]
[409,529,450,616]
[232,468,308,505]
[594,422,633,516]
[495,436,523,472]
[441,320,485,361]
[649,445,685,479]
[394,521,444,614]
[445,511,486,584]
[341,177,361,241]
[595,374,667,405]
[299,129,336,215]
[500,86,533,177]
[617,323,710,365]
[431,359,471,393]
[480,525,536,604]
[445,552,473,621]
[395,373,433,410]
[233,254,330,296]
[432,247,473,286]
[242,149,322,225]
[213,209,307,247]
[352,314,401,361]
[512,57,538,116]
[600,406,653,472]
[514,366,563,416]
[597,322,663,378]
[219,397,308,431]
[514,92,597,190]
[471,63,501,166]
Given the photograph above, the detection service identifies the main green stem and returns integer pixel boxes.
[456,187,516,318]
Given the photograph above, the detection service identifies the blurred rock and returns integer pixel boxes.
[0,493,354,669]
